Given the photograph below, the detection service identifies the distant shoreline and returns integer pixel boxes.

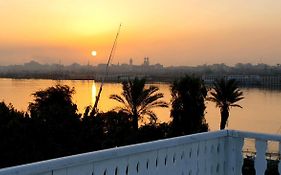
[2,61,281,87]
[0,76,172,84]
[1,76,281,90]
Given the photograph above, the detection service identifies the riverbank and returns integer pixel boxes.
[1,74,281,90]
[1,78,281,134]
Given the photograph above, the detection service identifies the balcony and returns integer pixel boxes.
[0,130,280,175]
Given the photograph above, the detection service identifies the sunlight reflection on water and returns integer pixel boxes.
[91,81,97,106]
[0,78,281,134]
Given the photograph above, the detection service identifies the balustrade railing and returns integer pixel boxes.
[0,130,280,175]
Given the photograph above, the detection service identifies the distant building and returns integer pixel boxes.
[202,75,261,86]
[24,60,43,70]
[152,63,164,69]
[143,57,149,66]
[96,64,107,71]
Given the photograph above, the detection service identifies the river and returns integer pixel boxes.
[0,78,280,134]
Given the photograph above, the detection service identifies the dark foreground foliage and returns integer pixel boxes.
[0,85,171,168]
[0,82,207,168]
[170,75,209,135]
[0,82,278,173]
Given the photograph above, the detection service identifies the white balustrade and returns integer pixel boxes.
[255,140,267,175]
[0,130,280,175]
[279,141,281,174]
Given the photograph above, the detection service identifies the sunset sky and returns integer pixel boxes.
[0,0,281,66]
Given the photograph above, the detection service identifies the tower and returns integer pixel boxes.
[143,57,149,66]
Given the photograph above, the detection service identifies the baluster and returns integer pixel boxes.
[225,136,243,175]
[197,142,204,175]
[278,142,281,174]
[216,138,225,175]
[235,138,243,175]
[255,140,267,175]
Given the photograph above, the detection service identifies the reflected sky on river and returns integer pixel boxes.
[0,79,280,134]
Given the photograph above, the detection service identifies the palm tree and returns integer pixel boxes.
[170,75,209,136]
[208,78,244,130]
[110,78,168,131]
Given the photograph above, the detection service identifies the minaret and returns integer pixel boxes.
[143,57,149,66]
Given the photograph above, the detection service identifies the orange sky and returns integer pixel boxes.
[0,0,281,66]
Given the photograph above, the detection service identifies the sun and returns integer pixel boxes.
[91,50,97,56]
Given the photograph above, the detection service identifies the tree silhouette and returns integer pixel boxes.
[208,78,244,130]
[0,102,25,126]
[28,85,80,124]
[0,102,30,168]
[170,75,209,136]
[28,85,82,156]
[99,111,134,147]
[110,78,168,131]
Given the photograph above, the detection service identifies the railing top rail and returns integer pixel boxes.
[2,130,280,175]
[227,130,281,141]
[0,130,228,175]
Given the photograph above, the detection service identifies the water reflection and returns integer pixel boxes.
[0,78,281,134]
[91,81,97,106]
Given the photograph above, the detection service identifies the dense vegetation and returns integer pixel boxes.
[1,76,262,173]
[0,85,170,168]
[170,75,208,135]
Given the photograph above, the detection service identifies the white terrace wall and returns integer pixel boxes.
[0,130,229,175]
[0,130,280,175]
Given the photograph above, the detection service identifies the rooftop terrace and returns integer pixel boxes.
[0,130,280,175]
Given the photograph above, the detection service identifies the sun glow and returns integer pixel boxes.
[91,50,97,57]
[1,1,281,65]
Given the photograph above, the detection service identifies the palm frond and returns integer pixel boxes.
[109,94,126,104]
[209,78,244,110]
[140,109,158,124]
[111,107,131,114]
[138,100,168,113]
[141,92,163,106]
[230,104,243,108]
[121,82,134,108]
[108,77,167,129]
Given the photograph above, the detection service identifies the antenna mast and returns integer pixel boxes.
[92,24,121,115]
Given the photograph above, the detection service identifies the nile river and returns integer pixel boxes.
[0,78,280,134]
